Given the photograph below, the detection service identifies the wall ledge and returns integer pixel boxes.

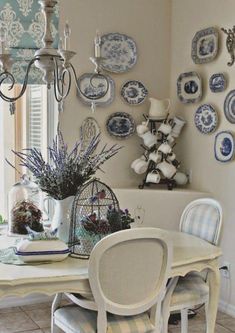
[114,187,209,195]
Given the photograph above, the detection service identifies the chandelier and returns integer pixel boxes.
[0,0,109,112]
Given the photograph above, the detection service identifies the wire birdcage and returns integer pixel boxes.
[68,178,120,258]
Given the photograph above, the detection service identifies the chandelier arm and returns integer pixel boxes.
[0,58,37,103]
[53,70,72,103]
[69,63,109,100]
[53,58,72,102]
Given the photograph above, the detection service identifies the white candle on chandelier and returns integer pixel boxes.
[64,21,71,50]
[58,37,64,52]
[94,30,101,58]
[0,28,6,54]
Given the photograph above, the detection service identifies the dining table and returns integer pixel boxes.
[0,228,222,333]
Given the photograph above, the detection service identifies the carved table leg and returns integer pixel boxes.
[206,261,220,333]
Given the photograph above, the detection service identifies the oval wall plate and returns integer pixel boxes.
[106,112,135,139]
[214,131,235,162]
[209,73,227,93]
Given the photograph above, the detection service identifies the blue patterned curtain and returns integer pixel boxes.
[0,0,59,84]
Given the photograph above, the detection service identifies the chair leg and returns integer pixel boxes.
[181,309,188,333]
[161,277,179,333]
[51,293,63,333]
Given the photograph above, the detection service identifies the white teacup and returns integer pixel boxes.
[157,161,177,179]
[136,121,149,136]
[166,152,176,162]
[141,131,157,148]
[149,151,162,164]
[173,172,188,185]
[131,156,145,169]
[133,159,149,174]
[171,116,186,138]
[166,134,175,145]
[157,142,172,155]
[146,171,161,183]
[158,123,172,136]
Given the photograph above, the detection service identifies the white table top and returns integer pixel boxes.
[0,228,222,286]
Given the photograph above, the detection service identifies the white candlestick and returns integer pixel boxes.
[64,21,71,51]
[58,37,64,51]
[94,30,101,57]
[0,41,5,54]
[0,28,6,54]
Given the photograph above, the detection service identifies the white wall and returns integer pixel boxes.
[170,0,235,310]
[59,0,172,188]
[58,0,235,311]
[114,188,207,229]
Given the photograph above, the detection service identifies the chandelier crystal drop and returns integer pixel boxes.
[0,0,109,112]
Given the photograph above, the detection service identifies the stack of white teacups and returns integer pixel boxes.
[132,108,188,185]
[131,155,149,175]
[170,116,186,138]
[136,121,157,148]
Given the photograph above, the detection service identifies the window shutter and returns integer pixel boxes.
[27,86,44,152]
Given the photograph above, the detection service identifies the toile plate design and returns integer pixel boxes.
[100,33,137,73]
[194,104,218,134]
[77,73,115,107]
[191,27,219,64]
[177,71,202,103]
[209,73,227,93]
[121,80,148,105]
[214,131,235,163]
[106,112,135,139]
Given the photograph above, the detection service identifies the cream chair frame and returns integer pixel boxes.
[163,197,222,333]
[52,228,173,333]
[179,198,223,245]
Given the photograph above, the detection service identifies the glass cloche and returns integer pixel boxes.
[8,174,44,235]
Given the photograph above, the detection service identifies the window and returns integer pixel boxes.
[0,85,58,218]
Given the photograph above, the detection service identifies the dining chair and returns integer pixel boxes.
[162,197,223,333]
[51,228,172,333]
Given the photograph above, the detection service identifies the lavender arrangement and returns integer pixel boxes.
[10,130,121,200]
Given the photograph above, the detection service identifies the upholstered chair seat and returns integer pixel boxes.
[54,305,155,333]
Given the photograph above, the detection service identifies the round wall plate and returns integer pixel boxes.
[121,80,148,105]
[194,104,218,134]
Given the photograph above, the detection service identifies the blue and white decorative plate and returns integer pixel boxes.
[121,80,148,105]
[192,27,219,64]
[194,104,218,134]
[214,131,235,162]
[100,33,137,73]
[177,71,202,103]
[106,112,135,139]
[224,90,235,123]
[209,73,227,93]
[77,73,115,107]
